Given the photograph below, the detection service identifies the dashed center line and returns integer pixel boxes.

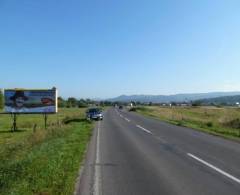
[187,153,240,184]
[114,109,240,187]
[118,114,130,122]
[124,118,131,122]
[136,125,152,134]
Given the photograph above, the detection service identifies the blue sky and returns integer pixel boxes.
[0,0,240,98]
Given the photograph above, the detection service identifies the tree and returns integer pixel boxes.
[78,99,88,108]
[58,97,66,108]
[67,97,78,107]
[192,101,202,107]
[0,90,3,109]
[100,101,113,107]
[85,98,94,105]
[136,101,141,106]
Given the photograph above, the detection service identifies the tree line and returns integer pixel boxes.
[0,91,114,109]
[58,97,114,108]
[58,97,95,108]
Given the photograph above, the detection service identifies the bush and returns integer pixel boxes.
[206,122,213,127]
[223,118,240,129]
[177,121,183,126]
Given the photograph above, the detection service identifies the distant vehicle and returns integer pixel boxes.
[86,108,103,120]
[119,105,123,109]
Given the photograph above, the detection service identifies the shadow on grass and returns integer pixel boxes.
[63,118,91,124]
[0,129,27,134]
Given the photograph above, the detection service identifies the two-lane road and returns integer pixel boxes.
[76,108,240,195]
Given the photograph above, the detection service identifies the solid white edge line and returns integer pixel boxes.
[94,122,102,195]
[136,125,152,134]
[187,153,240,184]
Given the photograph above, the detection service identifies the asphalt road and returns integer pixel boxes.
[76,108,240,195]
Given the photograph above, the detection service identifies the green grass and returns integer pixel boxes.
[0,108,93,195]
[134,106,240,140]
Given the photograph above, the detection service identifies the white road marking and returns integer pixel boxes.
[136,125,153,134]
[124,118,131,122]
[119,114,123,118]
[94,122,102,195]
[187,153,240,184]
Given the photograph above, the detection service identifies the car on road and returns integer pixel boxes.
[86,108,103,121]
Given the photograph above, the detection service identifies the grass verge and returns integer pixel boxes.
[0,108,93,195]
[133,106,240,141]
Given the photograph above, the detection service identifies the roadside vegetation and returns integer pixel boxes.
[58,96,113,108]
[0,108,93,195]
[133,106,240,140]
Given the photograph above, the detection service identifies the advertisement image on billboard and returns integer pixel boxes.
[4,89,58,113]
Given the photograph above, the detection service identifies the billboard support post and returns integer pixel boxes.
[43,113,48,130]
[11,113,17,132]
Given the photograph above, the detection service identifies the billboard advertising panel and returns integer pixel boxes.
[4,89,58,113]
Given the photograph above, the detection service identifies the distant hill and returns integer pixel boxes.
[107,92,240,103]
[199,95,240,105]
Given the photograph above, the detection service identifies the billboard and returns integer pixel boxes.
[4,89,58,113]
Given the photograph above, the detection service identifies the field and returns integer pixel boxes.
[0,108,93,195]
[134,106,240,140]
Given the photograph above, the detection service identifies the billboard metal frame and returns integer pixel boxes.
[4,88,58,114]
[0,88,58,131]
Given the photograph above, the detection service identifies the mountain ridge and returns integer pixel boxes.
[199,95,240,105]
[107,92,240,103]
